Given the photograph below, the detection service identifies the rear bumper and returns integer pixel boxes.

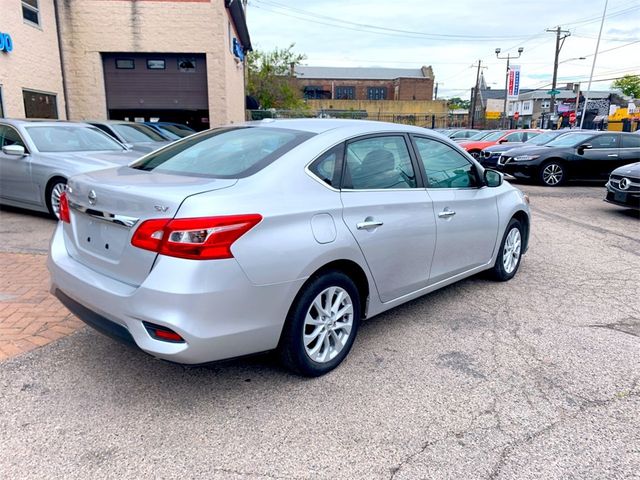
[48,223,304,364]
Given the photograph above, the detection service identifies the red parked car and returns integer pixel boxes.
[458,130,542,158]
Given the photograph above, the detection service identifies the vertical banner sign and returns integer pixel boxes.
[508,65,521,100]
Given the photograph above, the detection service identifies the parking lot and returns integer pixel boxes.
[0,182,638,479]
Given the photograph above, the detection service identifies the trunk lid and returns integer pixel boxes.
[64,167,237,286]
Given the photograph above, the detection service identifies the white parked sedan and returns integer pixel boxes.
[48,119,530,376]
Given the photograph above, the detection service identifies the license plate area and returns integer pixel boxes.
[614,192,627,203]
[74,214,130,262]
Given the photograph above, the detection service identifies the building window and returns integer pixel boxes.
[367,87,387,100]
[303,86,330,100]
[23,90,58,119]
[178,58,196,72]
[147,59,165,70]
[541,100,550,109]
[335,86,355,100]
[115,58,135,69]
[22,0,40,26]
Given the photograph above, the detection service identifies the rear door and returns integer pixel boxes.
[411,135,499,283]
[619,133,640,166]
[340,134,436,303]
[579,133,620,179]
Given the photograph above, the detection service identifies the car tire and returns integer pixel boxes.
[279,271,361,377]
[539,161,566,186]
[46,177,67,219]
[490,218,523,282]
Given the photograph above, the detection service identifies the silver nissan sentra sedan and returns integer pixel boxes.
[48,119,531,376]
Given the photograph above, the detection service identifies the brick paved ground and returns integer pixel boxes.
[0,252,82,361]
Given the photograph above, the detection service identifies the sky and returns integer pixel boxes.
[245,0,640,99]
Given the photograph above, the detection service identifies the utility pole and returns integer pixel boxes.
[546,26,571,127]
[495,47,523,129]
[470,60,487,129]
[434,82,439,100]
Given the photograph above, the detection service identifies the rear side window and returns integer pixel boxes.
[590,134,618,148]
[621,134,640,148]
[344,136,417,190]
[505,132,525,142]
[131,127,315,178]
[308,145,343,188]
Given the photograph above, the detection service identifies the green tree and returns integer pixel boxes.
[246,44,307,109]
[612,75,640,98]
[447,97,471,110]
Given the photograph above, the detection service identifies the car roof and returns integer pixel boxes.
[0,118,95,128]
[241,118,436,135]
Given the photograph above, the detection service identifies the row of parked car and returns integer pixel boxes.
[0,119,195,217]
[436,127,640,210]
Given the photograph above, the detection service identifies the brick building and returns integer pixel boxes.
[0,0,251,129]
[294,66,435,101]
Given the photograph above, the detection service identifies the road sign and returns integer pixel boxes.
[486,111,501,120]
[514,112,520,120]
[547,89,561,95]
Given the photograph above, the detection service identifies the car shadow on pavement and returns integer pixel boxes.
[0,204,55,220]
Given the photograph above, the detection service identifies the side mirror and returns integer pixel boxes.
[577,143,592,154]
[484,169,503,187]
[2,145,26,157]
[498,138,508,144]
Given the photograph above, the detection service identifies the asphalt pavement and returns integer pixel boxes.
[0,183,639,479]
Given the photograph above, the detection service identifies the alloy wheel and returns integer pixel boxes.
[50,183,67,219]
[502,227,522,274]
[542,164,563,186]
[303,286,354,363]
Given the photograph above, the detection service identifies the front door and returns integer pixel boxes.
[0,125,38,205]
[411,135,500,283]
[578,133,620,179]
[340,135,436,303]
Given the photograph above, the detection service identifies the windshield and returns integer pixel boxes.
[26,126,125,152]
[111,123,167,143]
[525,131,560,145]
[468,130,495,140]
[131,127,315,178]
[159,125,194,138]
[482,131,507,141]
[546,132,593,148]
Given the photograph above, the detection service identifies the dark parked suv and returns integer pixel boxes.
[497,131,640,186]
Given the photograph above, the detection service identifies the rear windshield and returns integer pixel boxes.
[131,126,315,178]
[26,126,126,152]
[112,123,167,142]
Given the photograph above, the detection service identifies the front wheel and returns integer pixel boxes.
[539,161,565,186]
[279,272,361,377]
[46,178,67,219]
[490,218,523,281]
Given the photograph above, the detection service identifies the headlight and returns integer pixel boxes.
[513,154,540,161]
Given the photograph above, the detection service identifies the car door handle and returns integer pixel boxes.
[438,209,456,218]
[607,154,618,157]
[356,220,384,230]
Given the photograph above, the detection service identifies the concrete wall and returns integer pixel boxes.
[0,0,66,118]
[55,0,245,126]
[297,77,434,101]
[306,99,447,115]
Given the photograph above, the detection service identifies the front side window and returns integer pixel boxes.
[547,133,593,148]
[0,125,26,149]
[26,126,125,152]
[22,0,40,26]
[131,127,314,179]
[111,124,166,143]
[344,136,416,190]
[413,137,479,189]
[483,131,507,142]
[505,132,525,142]
[590,134,618,149]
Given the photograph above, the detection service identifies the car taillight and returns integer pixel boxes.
[59,191,70,223]
[131,214,262,260]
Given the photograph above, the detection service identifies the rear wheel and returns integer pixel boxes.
[490,218,523,281]
[46,177,67,219]
[539,161,566,186]
[279,271,361,377]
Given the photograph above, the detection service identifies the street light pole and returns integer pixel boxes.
[546,27,571,124]
[495,47,523,129]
